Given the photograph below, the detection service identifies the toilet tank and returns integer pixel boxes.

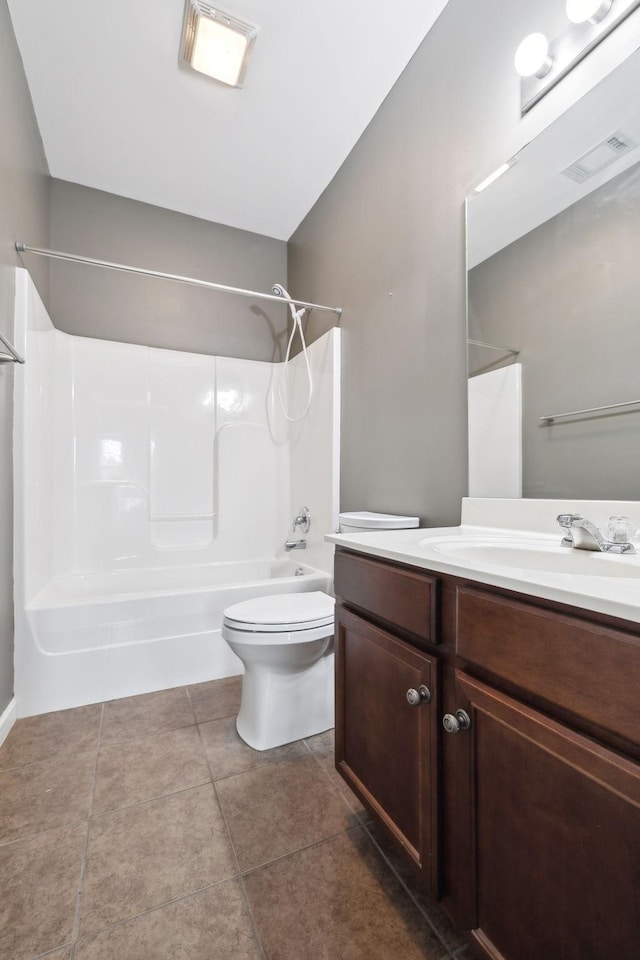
[338,511,420,533]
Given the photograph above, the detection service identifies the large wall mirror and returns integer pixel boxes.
[466,47,640,500]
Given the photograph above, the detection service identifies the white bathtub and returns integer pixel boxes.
[16,560,332,717]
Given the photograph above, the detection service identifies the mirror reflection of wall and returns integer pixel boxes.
[466,49,640,501]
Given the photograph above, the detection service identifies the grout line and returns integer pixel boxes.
[99,718,199,748]
[90,778,214,819]
[30,944,74,960]
[0,741,103,776]
[239,822,365,880]
[70,702,105,955]
[362,823,456,958]
[182,684,198,727]
[303,738,364,820]
[200,721,268,956]
[238,875,268,960]
[70,875,237,947]
[0,814,93,851]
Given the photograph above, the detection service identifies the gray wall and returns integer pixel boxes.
[469,160,640,500]
[0,0,50,714]
[49,180,288,362]
[287,0,609,526]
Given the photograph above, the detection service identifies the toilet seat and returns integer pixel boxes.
[223,591,335,634]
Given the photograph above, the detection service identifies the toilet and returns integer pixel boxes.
[222,591,335,751]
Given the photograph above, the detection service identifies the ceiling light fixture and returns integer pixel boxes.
[514,33,553,78]
[474,162,512,193]
[565,0,613,23]
[180,1,259,88]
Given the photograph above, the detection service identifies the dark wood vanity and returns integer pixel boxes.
[334,546,640,960]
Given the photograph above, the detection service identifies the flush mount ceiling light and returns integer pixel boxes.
[180,1,259,87]
[514,33,553,78]
[516,0,640,113]
[565,0,613,23]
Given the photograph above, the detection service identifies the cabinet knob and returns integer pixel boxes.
[442,709,472,734]
[406,685,431,706]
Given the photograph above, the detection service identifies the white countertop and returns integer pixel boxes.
[327,498,640,625]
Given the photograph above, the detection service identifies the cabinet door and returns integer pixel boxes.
[335,604,439,892]
[450,670,640,960]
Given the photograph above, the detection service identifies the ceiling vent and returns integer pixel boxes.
[561,131,638,183]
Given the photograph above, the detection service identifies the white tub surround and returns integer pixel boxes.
[14,270,340,716]
[327,497,640,624]
[0,697,17,749]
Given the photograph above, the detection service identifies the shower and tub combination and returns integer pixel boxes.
[12,268,341,718]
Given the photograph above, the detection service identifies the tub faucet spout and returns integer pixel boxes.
[285,539,306,551]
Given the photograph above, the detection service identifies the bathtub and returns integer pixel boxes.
[16,560,332,717]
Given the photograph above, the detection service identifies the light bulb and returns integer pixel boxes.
[514,33,553,79]
[566,0,613,23]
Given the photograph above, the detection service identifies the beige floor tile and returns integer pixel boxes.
[366,820,467,953]
[305,728,371,818]
[74,881,261,960]
[0,821,86,960]
[216,754,359,871]
[100,688,195,744]
[199,715,307,781]
[188,675,242,723]
[93,725,210,814]
[0,751,96,843]
[244,829,449,960]
[0,704,101,771]
[79,783,237,936]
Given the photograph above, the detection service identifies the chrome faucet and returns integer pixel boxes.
[293,506,311,534]
[284,538,306,551]
[556,514,636,554]
[285,507,310,550]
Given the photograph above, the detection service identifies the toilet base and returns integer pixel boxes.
[235,647,334,751]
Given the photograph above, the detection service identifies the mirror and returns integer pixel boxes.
[466,48,640,500]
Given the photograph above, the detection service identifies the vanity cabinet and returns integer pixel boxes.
[450,670,640,960]
[333,551,440,893]
[450,586,640,960]
[334,545,640,960]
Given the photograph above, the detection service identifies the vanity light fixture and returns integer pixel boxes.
[515,0,640,113]
[565,0,613,23]
[514,33,553,78]
[474,162,512,193]
[180,1,259,87]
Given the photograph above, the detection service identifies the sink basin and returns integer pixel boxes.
[421,536,640,579]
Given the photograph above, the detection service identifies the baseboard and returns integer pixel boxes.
[0,697,17,749]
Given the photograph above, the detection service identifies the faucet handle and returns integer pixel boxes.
[293,506,311,534]
[557,513,582,527]
[606,515,635,544]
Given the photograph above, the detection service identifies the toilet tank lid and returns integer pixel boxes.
[224,591,335,626]
[339,511,420,530]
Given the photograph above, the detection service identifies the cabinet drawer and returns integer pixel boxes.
[456,586,640,745]
[334,549,438,646]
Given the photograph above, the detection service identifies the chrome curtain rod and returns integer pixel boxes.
[15,243,343,318]
[540,399,640,424]
[0,331,25,364]
[467,339,519,358]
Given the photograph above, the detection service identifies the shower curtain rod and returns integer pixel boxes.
[15,243,343,318]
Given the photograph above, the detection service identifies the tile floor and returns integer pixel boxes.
[0,677,471,960]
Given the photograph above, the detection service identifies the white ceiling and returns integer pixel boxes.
[8,0,449,240]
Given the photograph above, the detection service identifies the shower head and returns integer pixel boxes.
[272,282,307,325]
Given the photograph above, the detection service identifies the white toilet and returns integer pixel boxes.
[222,591,335,751]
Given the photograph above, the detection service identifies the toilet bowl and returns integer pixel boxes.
[222,591,335,751]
